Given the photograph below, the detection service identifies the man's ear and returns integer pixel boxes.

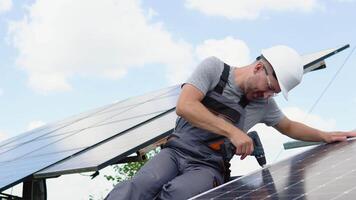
[253,62,264,74]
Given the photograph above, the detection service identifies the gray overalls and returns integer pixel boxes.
[105,64,249,200]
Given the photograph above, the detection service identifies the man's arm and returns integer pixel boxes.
[176,84,253,159]
[274,116,356,143]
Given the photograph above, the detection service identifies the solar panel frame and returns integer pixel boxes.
[303,44,349,70]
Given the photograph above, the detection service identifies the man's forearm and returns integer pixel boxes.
[277,117,356,144]
[176,100,242,138]
[281,120,326,142]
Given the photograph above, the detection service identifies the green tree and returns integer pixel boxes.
[104,148,160,185]
[90,148,160,199]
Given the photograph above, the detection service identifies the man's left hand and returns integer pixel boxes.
[322,130,356,143]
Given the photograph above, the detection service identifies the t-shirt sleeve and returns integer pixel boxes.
[185,56,223,95]
[261,98,285,127]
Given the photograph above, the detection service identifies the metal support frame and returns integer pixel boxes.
[0,192,22,200]
[115,136,168,164]
[304,60,326,73]
[0,178,47,200]
[22,179,47,200]
[115,153,148,164]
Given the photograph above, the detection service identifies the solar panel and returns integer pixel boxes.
[302,44,349,73]
[0,85,180,192]
[190,138,356,199]
[0,103,113,150]
[34,111,177,178]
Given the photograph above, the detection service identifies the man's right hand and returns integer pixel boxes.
[229,130,254,160]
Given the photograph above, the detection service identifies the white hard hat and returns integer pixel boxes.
[261,45,303,100]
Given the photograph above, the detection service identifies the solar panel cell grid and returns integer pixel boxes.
[0,148,83,190]
[35,111,177,177]
[0,85,177,154]
[0,103,113,150]
[191,139,356,200]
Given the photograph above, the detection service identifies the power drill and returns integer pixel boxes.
[222,131,266,167]
[247,131,266,167]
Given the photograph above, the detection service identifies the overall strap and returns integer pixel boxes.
[213,63,230,94]
[238,95,249,108]
[214,62,250,108]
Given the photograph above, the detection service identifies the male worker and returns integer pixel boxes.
[105,45,356,200]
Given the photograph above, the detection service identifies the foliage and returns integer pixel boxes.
[104,148,160,185]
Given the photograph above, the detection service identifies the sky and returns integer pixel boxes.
[0,0,356,199]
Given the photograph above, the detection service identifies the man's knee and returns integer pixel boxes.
[106,176,158,200]
[159,181,193,200]
[158,176,215,200]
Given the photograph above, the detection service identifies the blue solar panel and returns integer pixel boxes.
[0,104,113,156]
[191,138,356,200]
[35,111,177,178]
[0,148,83,191]
[0,85,180,192]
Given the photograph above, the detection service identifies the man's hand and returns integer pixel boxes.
[229,130,254,160]
[276,117,356,144]
[322,131,356,143]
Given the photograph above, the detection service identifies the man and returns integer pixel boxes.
[105,45,356,200]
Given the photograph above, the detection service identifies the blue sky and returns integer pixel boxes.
[1,0,356,199]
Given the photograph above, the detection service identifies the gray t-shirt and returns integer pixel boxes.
[185,56,285,132]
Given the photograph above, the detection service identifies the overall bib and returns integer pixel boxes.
[105,63,249,200]
[166,63,249,181]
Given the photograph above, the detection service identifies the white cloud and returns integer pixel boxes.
[8,0,195,93]
[230,106,337,176]
[167,36,252,83]
[7,0,266,93]
[27,120,45,131]
[195,36,251,67]
[147,7,159,20]
[0,0,12,14]
[185,0,321,20]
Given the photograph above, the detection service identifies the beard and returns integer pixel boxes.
[246,91,265,100]
[244,77,267,100]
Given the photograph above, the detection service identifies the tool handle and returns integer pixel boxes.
[247,131,265,156]
[222,131,265,162]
